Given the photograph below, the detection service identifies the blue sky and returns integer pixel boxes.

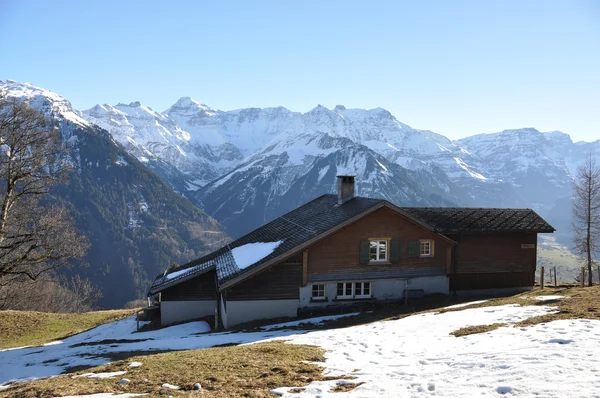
[1,0,598,141]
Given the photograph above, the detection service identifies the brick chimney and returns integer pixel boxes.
[337,175,355,205]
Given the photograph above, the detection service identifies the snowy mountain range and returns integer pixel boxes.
[0,80,228,307]
[79,87,598,241]
[4,80,599,244]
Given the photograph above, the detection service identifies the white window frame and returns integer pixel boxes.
[336,282,354,299]
[368,239,389,263]
[311,283,327,301]
[354,281,371,299]
[419,239,434,257]
[336,281,372,299]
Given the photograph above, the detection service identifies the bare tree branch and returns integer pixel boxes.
[0,92,88,282]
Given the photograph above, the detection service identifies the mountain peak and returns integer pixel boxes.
[501,127,540,135]
[165,97,216,116]
[0,80,89,127]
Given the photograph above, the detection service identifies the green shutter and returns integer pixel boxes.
[390,240,400,263]
[359,240,370,264]
[408,241,420,258]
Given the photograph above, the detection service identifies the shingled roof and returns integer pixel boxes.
[149,194,385,295]
[148,195,555,295]
[400,208,555,234]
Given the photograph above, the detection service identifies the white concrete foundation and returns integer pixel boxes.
[299,276,449,308]
[161,300,216,326]
[224,299,299,327]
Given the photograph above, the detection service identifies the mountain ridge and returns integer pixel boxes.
[5,79,599,246]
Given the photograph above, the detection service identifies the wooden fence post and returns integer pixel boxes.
[554,267,557,287]
[581,267,585,287]
[540,267,544,289]
[597,266,600,285]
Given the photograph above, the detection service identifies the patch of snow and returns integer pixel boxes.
[231,241,283,270]
[375,159,388,173]
[0,345,31,352]
[115,155,128,166]
[530,295,565,301]
[317,165,330,182]
[260,313,360,331]
[454,157,488,181]
[163,263,207,281]
[42,340,63,347]
[444,300,489,309]
[127,362,142,368]
[161,383,180,390]
[73,371,127,379]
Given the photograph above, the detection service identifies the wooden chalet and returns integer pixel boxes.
[148,176,555,328]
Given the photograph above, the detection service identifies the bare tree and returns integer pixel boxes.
[0,274,102,313]
[0,94,88,283]
[572,153,600,286]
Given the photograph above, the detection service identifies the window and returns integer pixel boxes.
[336,281,372,299]
[369,240,388,262]
[311,284,326,300]
[419,240,434,257]
[354,282,371,298]
[336,282,353,299]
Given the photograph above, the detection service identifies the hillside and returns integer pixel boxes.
[1,287,599,397]
[81,91,600,242]
[0,81,229,308]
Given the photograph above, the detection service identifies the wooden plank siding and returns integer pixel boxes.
[161,270,217,301]
[307,207,451,277]
[449,232,537,274]
[447,232,538,290]
[227,262,302,300]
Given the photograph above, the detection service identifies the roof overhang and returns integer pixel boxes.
[147,264,215,296]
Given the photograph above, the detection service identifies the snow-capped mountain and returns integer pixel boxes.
[79,90,599,240]
[0,80,228,307]
[83,100,241,189]
[6,80,596,244]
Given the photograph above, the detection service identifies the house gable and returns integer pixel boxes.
[219,201,452,290]
[306,206,452,281]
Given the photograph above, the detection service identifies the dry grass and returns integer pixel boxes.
[3,342,327,398]
[330,381,365,392]
[448,286,600,337]
[451,323,508,337]
[0,309,136,350]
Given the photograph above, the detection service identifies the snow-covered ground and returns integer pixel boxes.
[272,305,600,397]
[2,303,600,397]
[0,314,351,386]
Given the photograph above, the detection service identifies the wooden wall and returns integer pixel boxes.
[450,271,534,291]
[227,262,302,300]
[448,232,538,290]
[161,270,217,301]
[307,207,450,277]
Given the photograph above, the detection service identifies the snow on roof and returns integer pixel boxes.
[231,241,283,270]
[163,263,207,281]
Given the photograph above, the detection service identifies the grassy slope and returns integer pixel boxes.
[4,286,600,396]
[448,286,600,336]
[0,309,136,350]
[5,342,328,398]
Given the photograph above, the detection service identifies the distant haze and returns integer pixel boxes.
[1,0,598,141]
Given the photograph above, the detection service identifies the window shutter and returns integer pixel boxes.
[408,241,420,258]
[359,240,370,264]
[390,240,400,263]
